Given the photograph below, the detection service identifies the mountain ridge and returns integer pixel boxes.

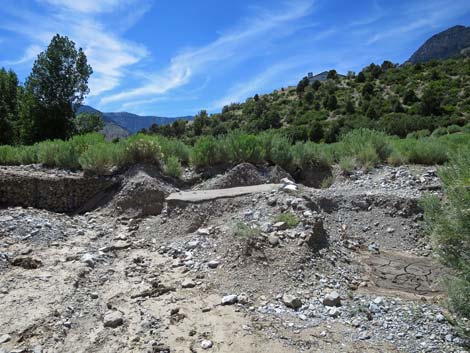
[408,25,470,63]
[76,105,194,138]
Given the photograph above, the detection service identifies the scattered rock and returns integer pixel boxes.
[10,256,42,269]
[80,253,96,267]
[186,240,200,250]
[328,307,341,318]
[181,279,196,288]
[282,294,302,310]
[197,228,211,235]
[207,260,220,269]
[323,291,341,307]
[221,295,238,305]
[200,340,213,349]
[273,221,287,230]
[283,184,298,192]
[267,235,280,246]
[103,311,123,328]
[0,334,11,344]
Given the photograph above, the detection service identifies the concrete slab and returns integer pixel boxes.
[166,184,280,204]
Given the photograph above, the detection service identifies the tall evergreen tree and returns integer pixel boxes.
[0,68,19,144]
[25,34,92,141]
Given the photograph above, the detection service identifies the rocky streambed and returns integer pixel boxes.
[0,163,468,353]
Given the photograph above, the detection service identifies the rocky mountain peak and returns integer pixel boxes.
[408,25,470,63]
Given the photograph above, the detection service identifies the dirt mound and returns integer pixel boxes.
[197,163,291,190]
[104,164,176,218]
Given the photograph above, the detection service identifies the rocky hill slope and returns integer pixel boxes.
[408,25,470,63]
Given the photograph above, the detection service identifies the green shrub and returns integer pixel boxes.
[233,222,259,240]
[290,141,331,173]
[78,143,124,175]
[191,136,224,168]
[395,138,448,165]
[274,212,300,228]
[0,146,21,165]
[341,128,392,161]
[387,150,407,166]
[16,146,36,164]
[36,140,79,169]
[156,136,191,164]
[259,132,292,170]
[339,155,356,173]
[431,127,448,137]
[223,131,264,164]
[164,155,182,178]
[446,124,462,134]
[420,147,470,320]
[356,144,380,170]
[320,175,334,189]
[69,133,106,155]
[122,135,163,166]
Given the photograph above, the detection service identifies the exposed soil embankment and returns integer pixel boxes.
[0,166,118,213]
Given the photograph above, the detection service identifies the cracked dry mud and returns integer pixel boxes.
[0,164,468,353]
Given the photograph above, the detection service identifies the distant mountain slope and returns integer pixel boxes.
[307,71,345,83]
[408,25,470,63]
[76,105,194,137]
[103,112,194,134]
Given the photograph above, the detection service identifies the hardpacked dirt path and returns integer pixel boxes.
[0,164,467,353]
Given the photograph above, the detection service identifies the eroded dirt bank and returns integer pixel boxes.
[0,164,468,353]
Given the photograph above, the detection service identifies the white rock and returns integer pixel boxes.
[0,334,11,344]
[267,235,279,246]
[200,340,213,349]
[207,260,220,269]
[373,297,384,305]
[273,221,288,230]
[283,184,298,192]
[197,228,211,236]
[181,279,196,288]
[103,311,123,328]
[328,307,341,317]
[221,295,238,305]
[281,178,295,185]
[80,253,96,267]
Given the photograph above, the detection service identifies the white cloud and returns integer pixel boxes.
[2,44,42,65]
[38,0,130,13]
[100,0,315,106]
[210,57,312,109]
[1,1,150,96]
[364,0,469,45]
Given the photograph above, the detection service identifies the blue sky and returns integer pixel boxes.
[0,0,469,116]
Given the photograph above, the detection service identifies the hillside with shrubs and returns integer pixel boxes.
[148,58,470,144]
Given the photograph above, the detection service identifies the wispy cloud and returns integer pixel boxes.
[0,0,150,95]
[1,44,41,65]
[365,0,469,45]
[38,0,131,13]
[100,0,315,107]
[210,57,312,109]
